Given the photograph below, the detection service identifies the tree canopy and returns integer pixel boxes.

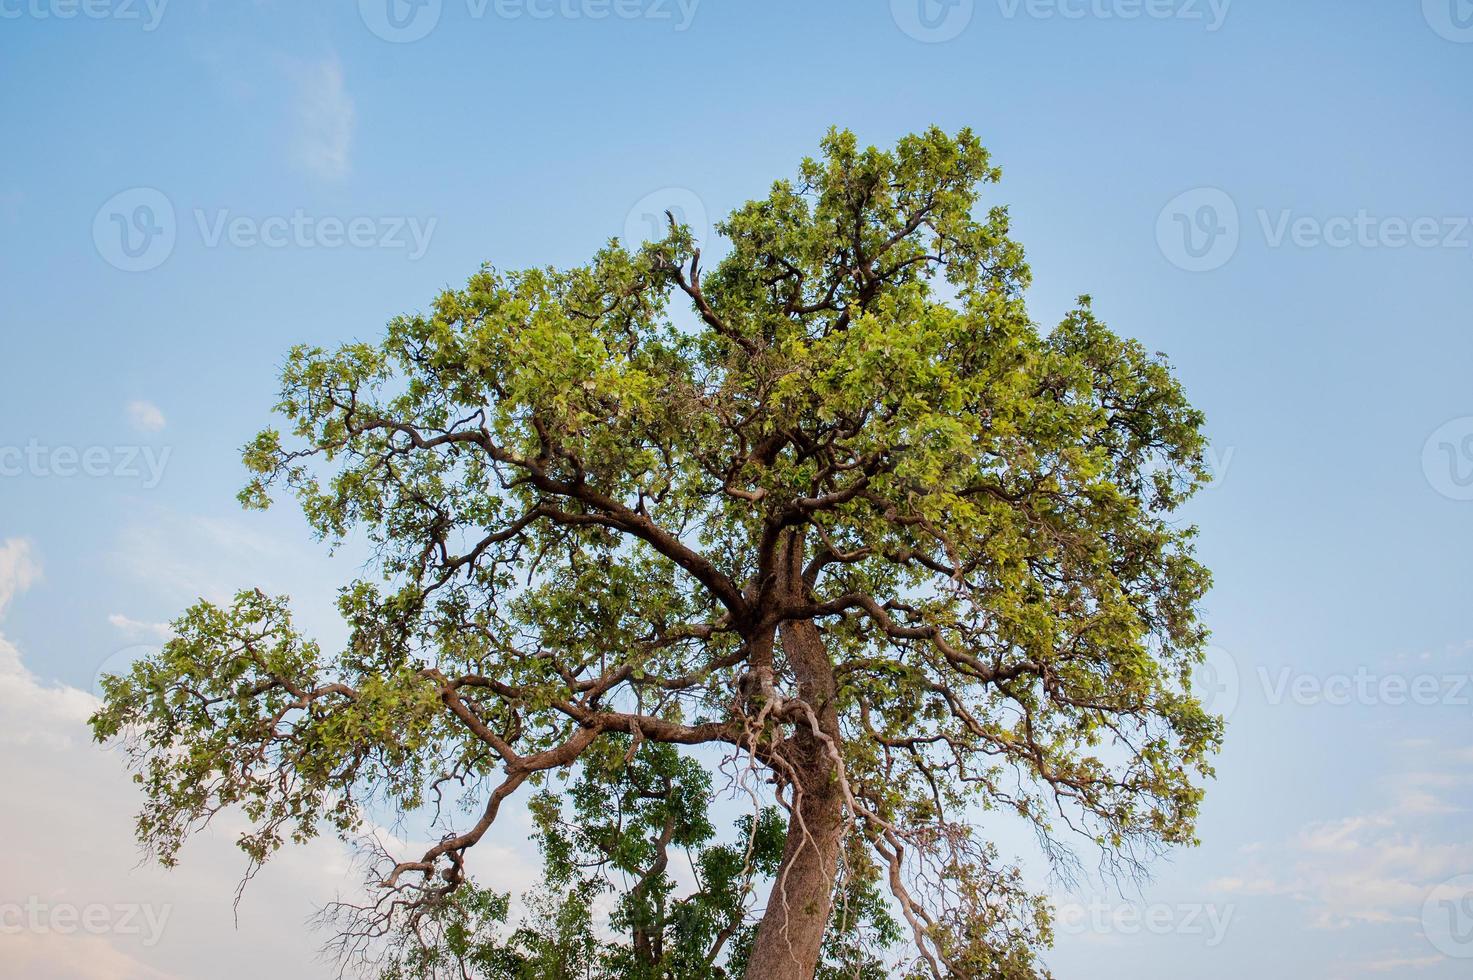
[92,126,1219,980]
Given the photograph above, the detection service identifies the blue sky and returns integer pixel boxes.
[2,1,1473,977]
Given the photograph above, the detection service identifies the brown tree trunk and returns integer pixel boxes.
[744,617,845,980]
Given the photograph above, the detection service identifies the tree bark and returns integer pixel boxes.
[744,617,845,980]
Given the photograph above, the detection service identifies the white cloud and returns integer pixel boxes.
[1204,742,1473,972]
[0,537,543,978]
[1253,813,1473,931]
[0,933,177,980]
[0,631,346,976]
[110,513,301,608]
[0,537,39,616]
[290,55,354,180]
[106,613,175,642]
[1207,876,1290,897]
[125,400,167,433]
[1355,954,1445,973]
[107,508,361,649]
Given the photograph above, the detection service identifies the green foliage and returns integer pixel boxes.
[374,737,899,980]
[92,126,1219,979]
[530,738,793,980]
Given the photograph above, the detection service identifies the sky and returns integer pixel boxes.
[1,0,1472,977]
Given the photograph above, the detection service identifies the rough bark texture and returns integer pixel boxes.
[744,616,845,980]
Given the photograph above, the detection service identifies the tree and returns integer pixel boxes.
[91,126,1220,980]
[373,736,900,979]
[521,739,791,980]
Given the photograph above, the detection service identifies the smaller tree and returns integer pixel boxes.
[529,737,786,979]
[370,735,901,979]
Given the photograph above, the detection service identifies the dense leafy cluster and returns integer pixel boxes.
[92,127,1218,980]
[369,737,898,980]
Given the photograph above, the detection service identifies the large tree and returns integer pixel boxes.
[92,127,1220,980]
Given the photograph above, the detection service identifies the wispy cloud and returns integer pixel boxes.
[0,537,541,978]
[126,399,167,433]
[1205,740,1473,974]
[110,512,297,608]
[0,933,177,980]
[1355,954,1445,973]
[1206,876,1289,897]
[289,55,354,180]
[0,538,40,617]
[107,613,175,641]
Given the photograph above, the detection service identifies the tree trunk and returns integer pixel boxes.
[744,618,845,980]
